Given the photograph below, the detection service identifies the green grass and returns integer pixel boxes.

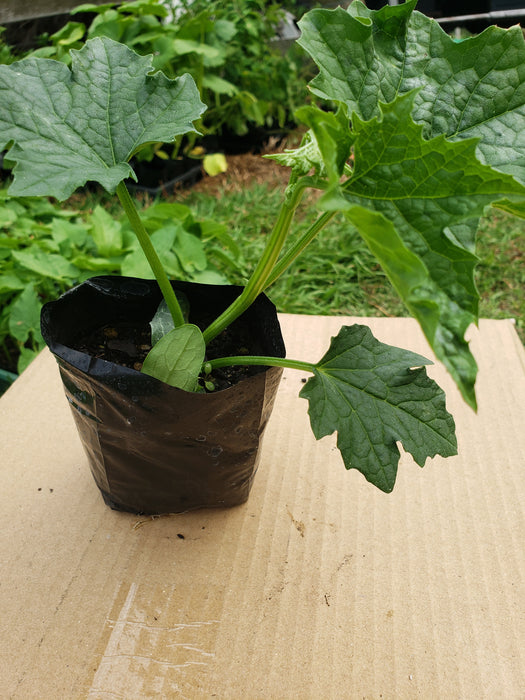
[176,182,525,343]
[476,208,525,342]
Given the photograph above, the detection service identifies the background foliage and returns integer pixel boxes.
[0,189,240,374]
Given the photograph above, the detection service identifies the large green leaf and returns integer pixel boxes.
[0,37,206,200]
[300,325,457,492]
[330,93,525,408]
[299,1,525,184]
[297,2,525,408]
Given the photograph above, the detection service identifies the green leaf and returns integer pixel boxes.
[299,2,417,122]
[140,201,192,229]
[0,274,25,294]
[120,0,168,17]
[300,325,457,492]
[0,206,18,228]
[8,286,42,344]
[89,205,123,256]
[70,254,120,272]
[12,249,79,282]
[0,37,206,200]
[175,230,208,273]
[150,293,190,345]
[202,74,238,97]
[141,323,205,391]
[331,93,525,407]
[51,21,86,46]
[190,269,228,285]
[51,219,90,253]
[268,105,353,183]
[121,225,182,278]
[173,38,223,61]
[71,3,117,15]
[295,105,353,184]
[299,1,525,184]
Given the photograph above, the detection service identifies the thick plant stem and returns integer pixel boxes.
[205,355,316,373]
[203,181,307,344]
[264,210,336,289]
[116,182,184,328]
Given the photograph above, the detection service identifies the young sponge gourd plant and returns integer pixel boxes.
[2,0,525,493]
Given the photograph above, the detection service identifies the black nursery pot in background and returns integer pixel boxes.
[41,276,286,515]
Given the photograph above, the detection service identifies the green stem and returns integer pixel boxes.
[116,181,185,328]
[205,355,316,373]
[202,179,307,344]
[264,210,336,288]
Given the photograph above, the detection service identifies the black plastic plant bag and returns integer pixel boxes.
[41,276,285,515]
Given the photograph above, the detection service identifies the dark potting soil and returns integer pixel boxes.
[75,318,268,392]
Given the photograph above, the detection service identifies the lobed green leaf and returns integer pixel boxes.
[299,1,525,183]
[300,324,457,492]
[331,92,525,407]
[297,1,525,408]
[0,37,205,200]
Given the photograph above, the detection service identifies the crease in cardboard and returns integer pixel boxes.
[87,582,219,698]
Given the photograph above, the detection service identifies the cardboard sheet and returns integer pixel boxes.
[1,315,524,699]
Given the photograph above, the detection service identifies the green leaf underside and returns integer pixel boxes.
[141,323,205,391]
[300,325,457,492]
[297,3,525,408]
[0,37,205,200]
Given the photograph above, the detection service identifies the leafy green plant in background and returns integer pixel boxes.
[0,189,240,374]
[2,1,525,491]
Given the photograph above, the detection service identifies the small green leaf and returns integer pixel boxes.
[51,219,90,253]
[8,286,43,344]
[141,323,205,391]
[297,105,353,184]
[149,293,189,344]
[202,74,238,97]
[300,325,457,492]
[89,205,123,256]
[121,225,182,278]
[70,254,120,272]
[12,249,79,282]
[0,274,25,294]
[175,230,208,273]
[150,299,176,345]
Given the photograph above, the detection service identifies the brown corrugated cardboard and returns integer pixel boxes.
[1,315,524,699]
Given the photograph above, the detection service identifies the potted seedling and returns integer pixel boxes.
[1,0,525,514]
